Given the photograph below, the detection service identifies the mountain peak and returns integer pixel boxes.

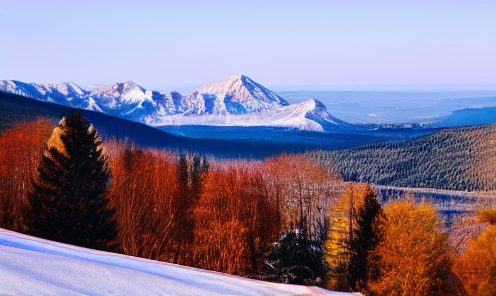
[194,75,289,114]
[115,81,141,88]
[226,74,250,82]
[227,74,245,80]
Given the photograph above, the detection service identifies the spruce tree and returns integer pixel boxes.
[22,112,118,252]
[348,185,384,291]
[265,217,328,287]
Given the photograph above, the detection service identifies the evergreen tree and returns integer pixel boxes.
[264,217,328,286]
[348,185,384,291]
[22,112,118,252]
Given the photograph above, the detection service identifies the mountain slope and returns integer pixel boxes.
[150,98,348,132]
[0,76,348,132]
[1,91,387,158]
[309,124,496,192]
[0,228,348,295]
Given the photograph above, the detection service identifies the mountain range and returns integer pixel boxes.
[0,75,347,132]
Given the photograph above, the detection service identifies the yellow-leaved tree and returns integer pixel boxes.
[454,225,496,296]
[369,200,464,296]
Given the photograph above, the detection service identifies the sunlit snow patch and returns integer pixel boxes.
[0,228,357,295]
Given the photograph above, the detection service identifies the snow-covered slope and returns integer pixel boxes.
[0,76,348,132]
[149,98,347,132]
[0,228,354,295]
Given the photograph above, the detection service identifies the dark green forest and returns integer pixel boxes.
[309,124,496,192]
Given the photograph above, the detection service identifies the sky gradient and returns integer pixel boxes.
[1,0,495,91]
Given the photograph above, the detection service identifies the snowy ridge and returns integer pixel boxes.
[0,228,354,295]
[147,98,347,132]
[0,76,348,132]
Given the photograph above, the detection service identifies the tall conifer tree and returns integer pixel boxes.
[348,184,384,291]
[22,112,118,251]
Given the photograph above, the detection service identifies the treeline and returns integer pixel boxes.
[107,144,343,276]
[1,116,495,295]
[0,116,343,278]
[309,124,496,192]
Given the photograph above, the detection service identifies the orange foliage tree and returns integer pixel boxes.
[454,225,496,296]
[369,200,461,296]
[109,145,180,260]
[0,119,53,232]
[263,154,342,233]
[192,162,280,275]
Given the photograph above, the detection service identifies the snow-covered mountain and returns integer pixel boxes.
[194,74,289,114]
[0,75,348,132]
[0,228,352,295]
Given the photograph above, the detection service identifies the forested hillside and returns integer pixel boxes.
[309,124,496,192]
[1,116,495,294]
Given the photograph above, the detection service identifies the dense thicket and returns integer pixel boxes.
[105,144,343,276]
[309,124,496,192]
[22,112,118,251]
[109,145,181,260]
[0,119,53,232]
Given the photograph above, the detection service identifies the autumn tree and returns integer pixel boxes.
[173,153,209,264]
[263,154,340,235]
[369,200,461,296]
[192,161,280,275]
[454,225,496,296]
[0,119,53,232]
[326,184,353,291]
[22,112,118,251]
[476,209,496,225]
[109,144,180,260]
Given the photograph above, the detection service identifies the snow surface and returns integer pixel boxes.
[0,229,356,295]
[145,98,346,132]
[0,76,346,132]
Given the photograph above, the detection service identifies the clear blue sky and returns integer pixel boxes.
[1,0,495,91]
